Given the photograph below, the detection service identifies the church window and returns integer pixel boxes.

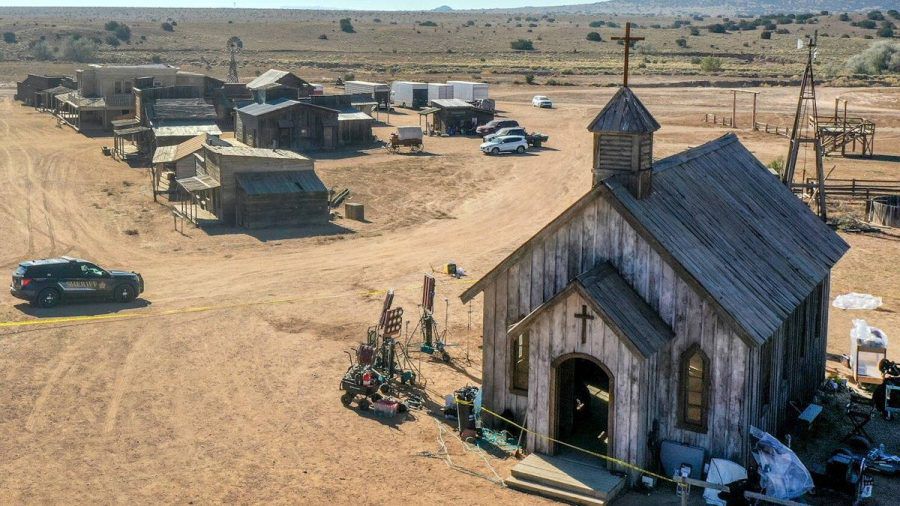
[510,331,529,394]
[679,343,709,433]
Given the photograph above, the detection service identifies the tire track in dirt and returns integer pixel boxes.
[104,334,143,433]
[24,339,78,433]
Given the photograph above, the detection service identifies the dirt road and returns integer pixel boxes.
[0,85,897,503]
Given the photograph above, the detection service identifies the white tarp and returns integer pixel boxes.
[396,126,423,141]
[851,319,888,348]
[833,293,883,310]
[703,459,747,506]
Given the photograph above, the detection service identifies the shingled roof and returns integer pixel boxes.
[461,133,848,346]
[587,86,660,134]
[606,133,848,344]
[507,261,673,358]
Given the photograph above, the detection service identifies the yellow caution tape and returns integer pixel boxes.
[0,276,475,330]
[454,397,676,484]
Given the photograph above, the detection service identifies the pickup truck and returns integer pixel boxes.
[483,127,549,148]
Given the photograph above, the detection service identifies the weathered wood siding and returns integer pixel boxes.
[480,193,752,468]
[521,288,648,474]
[751,277,830,437]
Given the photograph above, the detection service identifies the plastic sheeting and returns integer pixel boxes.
[703,459,747,505]
[851,319,888,349]
[750,426,814,500]
[833,293,883,310]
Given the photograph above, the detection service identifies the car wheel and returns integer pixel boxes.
[114,284,136,303]
[37,288,61,308]
[516,145,526,154]
[491,147,500,155]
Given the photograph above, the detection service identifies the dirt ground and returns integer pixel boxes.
[0,82,897,504]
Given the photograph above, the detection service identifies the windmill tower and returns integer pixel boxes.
[782,30,827,221]
[226,36,243,84]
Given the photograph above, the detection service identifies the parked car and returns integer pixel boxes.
[532,95,553,108]
[475,119,519,136]
[10,257,144,308]
[483,127,550,147]
[480,135,528,155]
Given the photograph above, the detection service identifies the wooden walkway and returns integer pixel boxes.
[506,453,625,505]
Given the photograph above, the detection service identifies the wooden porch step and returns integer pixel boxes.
[505,476,607,505]
[510,453,625,501]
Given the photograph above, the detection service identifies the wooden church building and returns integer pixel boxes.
[461,85,848,478]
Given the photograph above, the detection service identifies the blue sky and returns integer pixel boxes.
[0,0,606,8]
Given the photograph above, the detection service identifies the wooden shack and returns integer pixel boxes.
[197,144,318,225]
[461,86,849,486]
[234,171,329,229]
[423,99,493,135]
[235,99,304,149]
[247,69,313,104]
[15,74,74,106]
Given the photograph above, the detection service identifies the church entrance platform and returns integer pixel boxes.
[506,452,625,505]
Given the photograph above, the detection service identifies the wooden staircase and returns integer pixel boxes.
[506,453,625,505]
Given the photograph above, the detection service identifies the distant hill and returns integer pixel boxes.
[432,5,454,12]
[507,0,893,14]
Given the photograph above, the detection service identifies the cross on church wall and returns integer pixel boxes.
[610,22,644,87]
[574,305,594,344]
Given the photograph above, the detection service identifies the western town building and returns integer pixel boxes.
[235,95,373,151]
[56,64,179,130]
[15,74,75,107]
[174,142,328,228]
[461,85,848,490]
[246,69,313,104]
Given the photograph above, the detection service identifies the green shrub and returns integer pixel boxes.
[525,73,535,84]
[105,35,120,47]
[699,56,723,72]
[161,22,174,32]
[114,23,131,41]
[889,10,900,20]
[855,20,877,29]
[31,40,53,60]
[760,30,772,40]
[690,27,700,36]
[708,23,726,33]
[877,25,894,38]
[419,21,437,27]
[2,32,15,44]
[510,38,534,50]
[839,13,851,22]
[104,21,120,31]
[151,54,162,63]
[845,40,900,75]
[767,157,785,175]
[868,10,884,21]
[586,31,602,42]
[63,36,97,62]
[589,20,605,28]
[340,18,354,33]
[676,37,688,48]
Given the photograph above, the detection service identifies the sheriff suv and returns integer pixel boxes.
[10,257,144,308]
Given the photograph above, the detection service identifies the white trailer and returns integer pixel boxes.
[447,81,489,102]
[427,83,453,103]
[344,80,391,108]
[390,81,428,109]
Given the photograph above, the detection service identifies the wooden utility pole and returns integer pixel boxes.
[782,30,827,221]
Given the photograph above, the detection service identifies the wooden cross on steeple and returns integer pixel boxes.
[610,22,644,87]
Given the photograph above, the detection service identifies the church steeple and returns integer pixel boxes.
[587,23,659,199]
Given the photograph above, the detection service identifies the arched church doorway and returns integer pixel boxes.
[553,354,613,458]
